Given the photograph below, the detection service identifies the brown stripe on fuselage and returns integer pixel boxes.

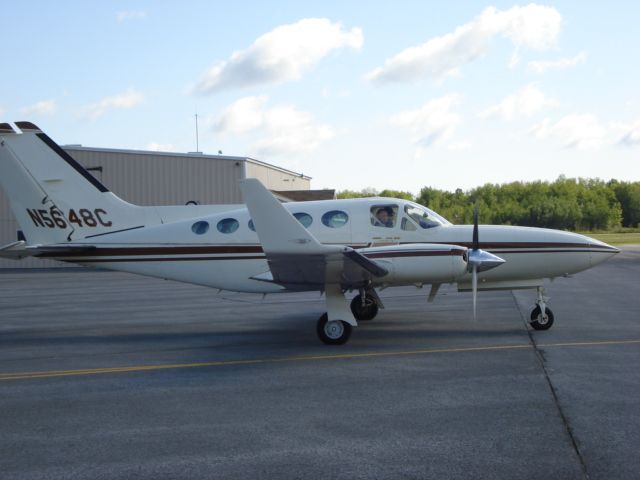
[74,255,266,263]
[42,245,265,258]
[366,250,465,259]
[423,241,617,251]
[490,249,602,254]
[38,241,614,262]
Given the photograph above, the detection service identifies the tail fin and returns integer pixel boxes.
[0,122,156,244]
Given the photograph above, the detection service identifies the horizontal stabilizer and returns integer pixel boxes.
[0,241,96,260]
[0,123,16,134]
[14,121,42,132]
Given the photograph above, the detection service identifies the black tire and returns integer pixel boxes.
[530,305,554,330]
[350,294,379,321]
[316,313,352,345]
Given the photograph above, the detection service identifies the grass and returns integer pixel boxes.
[578,232,640,245]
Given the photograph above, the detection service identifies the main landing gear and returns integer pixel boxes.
[316,288,382,345]
[350,293,380,321]
[317,313,352,345]
[530,286,554,330]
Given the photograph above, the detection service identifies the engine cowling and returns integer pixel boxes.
[361,243,468,285]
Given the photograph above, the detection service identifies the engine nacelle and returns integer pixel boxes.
[362,243,468,285]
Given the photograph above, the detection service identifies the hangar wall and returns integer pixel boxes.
[0,146,310,268]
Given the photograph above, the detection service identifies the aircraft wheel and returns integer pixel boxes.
[350,294,379,321]
[317,313,352,345]
[530,305,554,330]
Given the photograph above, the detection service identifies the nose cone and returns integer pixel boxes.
[535,229,619,275]
[581,235,620,267]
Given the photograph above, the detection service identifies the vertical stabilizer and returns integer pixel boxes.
[0,122,158,244]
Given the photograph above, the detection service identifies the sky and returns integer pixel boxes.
[1,1,639,194]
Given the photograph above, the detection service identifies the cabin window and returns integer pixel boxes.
[321,210,349,228]
[404,205,443,229]
[401,217,417,231]
[371,205,398,228]
[248,219,255,231]
[217,218,239,234]
[191,221,210,235]
[293,212,313,228]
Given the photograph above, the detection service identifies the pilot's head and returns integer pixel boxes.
[376,207,392,223]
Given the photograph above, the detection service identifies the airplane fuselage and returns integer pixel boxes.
[42,197,618,293]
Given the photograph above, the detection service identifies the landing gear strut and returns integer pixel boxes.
[350,292,380,321]
[316,313,352,345]
[530,286,554,330]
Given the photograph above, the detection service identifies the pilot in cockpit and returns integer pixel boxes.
[373,207,394,228]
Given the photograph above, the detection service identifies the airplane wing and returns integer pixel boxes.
[0,241,96,260]
[239,179,388,290]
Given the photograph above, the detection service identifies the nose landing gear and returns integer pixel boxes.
[530,286,554,330]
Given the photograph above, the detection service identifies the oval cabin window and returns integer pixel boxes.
[191,221,210,235]
[321,210,349,228]
[217,218,239,234]
[293,212,313,228]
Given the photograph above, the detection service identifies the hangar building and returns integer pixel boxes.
[0,145,331,268]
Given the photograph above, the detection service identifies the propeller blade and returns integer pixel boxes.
[472,207,479,250]
[472,264,478,321]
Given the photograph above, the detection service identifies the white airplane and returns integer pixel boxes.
[0,122,619,344]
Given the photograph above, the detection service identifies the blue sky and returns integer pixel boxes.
[2,1,639,193]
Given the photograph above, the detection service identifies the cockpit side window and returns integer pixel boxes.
[371,205,398,228]
[404,205,443,229]
[401,217,417,231]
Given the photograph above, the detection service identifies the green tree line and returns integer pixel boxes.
[338,177,640,231]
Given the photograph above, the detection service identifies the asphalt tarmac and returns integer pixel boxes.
[1,246,639,480]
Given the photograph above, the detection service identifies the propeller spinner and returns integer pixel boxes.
[467,208,505,320]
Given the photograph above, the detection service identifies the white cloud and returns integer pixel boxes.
[81,89,144,120]
[212,96,268,134]
[116,11,146,22]
[480,84,556,120]
[447,140,472,151]
[617,121,640,146]
[212,95,336,156]
[20,99,57,116]
[528,51,587,73]
[391,94,462,150]
[366,4,561,84]
[193,18,363,94]
[529,114,606,149]
[146,142,176,152]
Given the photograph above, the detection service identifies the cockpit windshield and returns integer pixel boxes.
[402,202,451,230]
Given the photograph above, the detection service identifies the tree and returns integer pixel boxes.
[378,189,414,201]
[340,176,630,230]
[609,180,640,228]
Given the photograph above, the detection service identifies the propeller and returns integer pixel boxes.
[471,208,479,320]
[466,207,505,321]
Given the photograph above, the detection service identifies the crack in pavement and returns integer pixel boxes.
[512,291,590,480]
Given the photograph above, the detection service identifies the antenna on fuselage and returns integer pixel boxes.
[194,110,200,153]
